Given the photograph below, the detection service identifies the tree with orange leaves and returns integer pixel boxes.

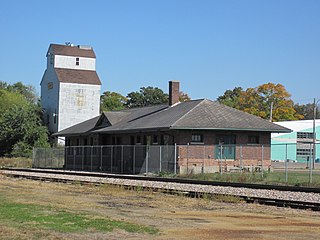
[218,83,303,122]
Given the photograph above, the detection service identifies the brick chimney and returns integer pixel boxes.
[169,80,180,106]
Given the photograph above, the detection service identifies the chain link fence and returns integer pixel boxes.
[34,145,176,174]
[33,147,65,169]
[33,143,320,183]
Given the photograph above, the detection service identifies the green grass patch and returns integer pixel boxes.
[178,171,320,187]
[0,195,157,234]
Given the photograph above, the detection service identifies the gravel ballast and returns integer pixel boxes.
[1,169,320,204]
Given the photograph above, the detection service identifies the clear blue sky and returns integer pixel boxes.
[1,0,319,104]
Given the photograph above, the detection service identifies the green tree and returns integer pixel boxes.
[126,86,168,108]
[217,87,243,108]
[0,81,49,157]
[1,81,37,103]
[100,91,127,112]
[0,89,28,115]
[0,104,49,157]
[294,103,320,120]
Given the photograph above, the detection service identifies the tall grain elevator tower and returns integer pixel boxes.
[40,43,101,144]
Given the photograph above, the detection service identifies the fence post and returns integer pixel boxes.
[82,146,84,170]
[73,147,76,170]
[111,146,113,173]
[121,145,124,173]
[133,145,136,174]
[261,145,264,178]
[159,146,162,173]
[285,144,288,183]
[50,149,52,169]
[100,146,103,171]
[240,145,243,171]
[91,146,93,171]
[146,146,149,174]
[44,147,47,168]
[202,145,205,174]
[174,144,177,175]
[187,143,189,174]
[32,147,35,168]
[220,145,223,177]
[309,143,313,184]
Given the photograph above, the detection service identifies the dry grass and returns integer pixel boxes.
[1,174,320,239]
[0,157,32,168]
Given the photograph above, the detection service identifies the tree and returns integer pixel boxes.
[100,91,127,112]
[0,104,49,157]
[217,87,243,108]
[1,81,37,103]
[294,103,320,120]
[126,86,168,108]
[179,91,191,102]
[218,83,303,121]
[0,81,49,157]
[0,89,28,115]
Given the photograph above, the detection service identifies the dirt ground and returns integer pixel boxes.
[0,175,320,240]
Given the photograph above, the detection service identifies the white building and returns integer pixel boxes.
[271,120,320,162]
[41,43,101,144]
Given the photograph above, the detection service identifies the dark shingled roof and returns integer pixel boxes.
[49,44,96,58]
[54,99,291,137]
[52,116,100,137]
[55,68,101,85]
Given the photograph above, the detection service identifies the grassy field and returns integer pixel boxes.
[0,196,157,235]
[1,174,320,239]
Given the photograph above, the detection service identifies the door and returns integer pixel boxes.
[215,135,236,160]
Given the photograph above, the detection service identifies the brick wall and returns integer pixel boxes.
[177,144,271,174]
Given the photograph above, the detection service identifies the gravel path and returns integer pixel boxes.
[1,169,320,204]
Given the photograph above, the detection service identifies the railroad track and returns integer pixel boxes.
[1,167,320,211]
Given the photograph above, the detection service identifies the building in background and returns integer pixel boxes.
[41,43,101,144]
[54,81,291,173]
[272,120,320,162]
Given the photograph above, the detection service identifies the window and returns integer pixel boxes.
[297,143,314,161]
[248,135,259,144]
[136,135,141,144]
[191,134,203,143]
[297,147,313,156]
[50,54,54,64]
[153,135,158,144]
[47,82,53,90]
[130,136,135,145]
[76,57,80,66]
[47,114,50,124]
[297,132,314,161]
[297,132,314,139]
[116,137,122,145]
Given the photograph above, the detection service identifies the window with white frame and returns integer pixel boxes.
[191,134,203,143]
[297,132,314,139]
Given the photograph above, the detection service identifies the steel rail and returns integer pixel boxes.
[3,167,320,193]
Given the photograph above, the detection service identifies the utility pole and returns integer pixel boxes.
[312,98,318,169]
[269,102,274,122]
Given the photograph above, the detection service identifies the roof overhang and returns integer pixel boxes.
[92,127,171,135]
[169,127,292,133]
